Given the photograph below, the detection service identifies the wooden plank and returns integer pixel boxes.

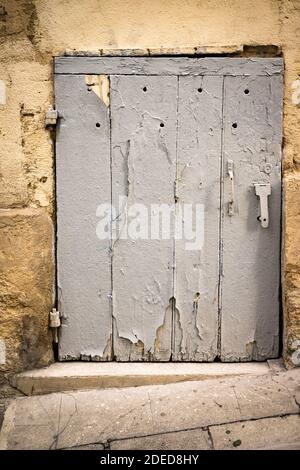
[55,57,283,77]
[110,75,178,360]
[220,75,283,361]
[173,76,223,361]
[55,74,112,360]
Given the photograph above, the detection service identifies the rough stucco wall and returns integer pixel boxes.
[0,0,300,386]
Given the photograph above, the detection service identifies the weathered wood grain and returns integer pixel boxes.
[55,57,283,77]
[173,76,223,361]
[110,75,177,360]
[55,74,112,360]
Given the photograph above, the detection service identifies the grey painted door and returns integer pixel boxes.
[55,58,283,362]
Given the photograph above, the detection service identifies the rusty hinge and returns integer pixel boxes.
[45,107,58,127]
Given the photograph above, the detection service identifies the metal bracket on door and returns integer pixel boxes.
[49,307,61,343]
[227,159,234,216]
[254,183,271,228]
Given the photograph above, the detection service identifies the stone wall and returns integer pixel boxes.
[0,0,300,389]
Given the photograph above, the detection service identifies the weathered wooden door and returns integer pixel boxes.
[55,57,283,362]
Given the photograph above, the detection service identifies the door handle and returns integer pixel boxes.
[254,183,271,228]
[227,159,234,216]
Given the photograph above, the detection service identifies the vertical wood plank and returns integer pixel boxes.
[220,75,283,361]
[173,76,223,361]
[110,76,178,360]
[55,74,112,360]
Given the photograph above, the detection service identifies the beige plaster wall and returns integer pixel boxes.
[0,0,300,386]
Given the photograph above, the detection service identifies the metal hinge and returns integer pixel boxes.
[45,107,58,127]
[49,307,61,343]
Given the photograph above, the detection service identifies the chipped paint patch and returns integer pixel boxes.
[85,75,110,106]
[154,298,173,361]
[0,80,6,105]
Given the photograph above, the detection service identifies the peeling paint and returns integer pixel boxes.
[85,75,110,106]
[154,298,173,361]
[111,74,177,361]
[173,75,221,361]
[172,298,182,357]
[113,317,146,361]
[246,341,259,360]
[112,297,175,361]
[175,295,208,361]
[60,335,112,362]
[58,61,281,363]
[56,74,111,361]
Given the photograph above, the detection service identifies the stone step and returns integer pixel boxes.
[11,361,275,395]
[2,367,299,450]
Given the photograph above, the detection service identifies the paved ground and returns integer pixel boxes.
[0,367,300,450]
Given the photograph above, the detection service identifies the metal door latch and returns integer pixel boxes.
[227,159,234,216]
[254,183,271,228]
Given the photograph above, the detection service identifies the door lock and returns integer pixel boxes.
[254,183,271,228]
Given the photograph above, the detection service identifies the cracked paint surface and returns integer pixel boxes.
[56,74,111,360]
[173,75,223,361]
[111,75,177,360]
[56,60,282,362]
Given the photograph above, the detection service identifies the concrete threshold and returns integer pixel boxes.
[11,361,277,396]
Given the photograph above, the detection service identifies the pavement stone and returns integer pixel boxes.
[111,429,211,450]
[209,414,300,450]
